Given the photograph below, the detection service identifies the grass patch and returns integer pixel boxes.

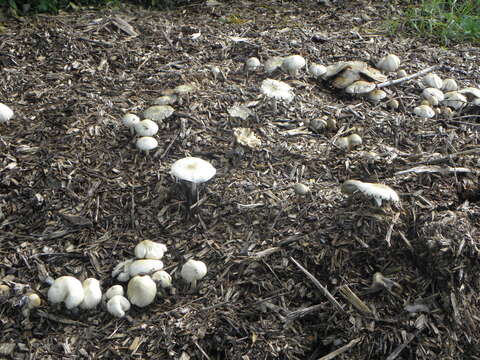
[393,0,480,45]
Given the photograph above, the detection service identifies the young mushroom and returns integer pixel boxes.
[143,105,175,123]
[134,240,167,260]
[170,157,216,205]
[264,56,284,74]
[0,103,13,125]
[127,275,157,307]
[106,295,131,318]
[244,57,261,81]
[422,73,443,89]
[376,54,401,73]
[281,55,306,77]
[122,113,140,134]
[103,285,124,301]
[341,179,400,207]
[308,63,327,79]
[134,119,159,137]
[79,278,102,310]
[413,105,435,119]
[21,292,42,317]
[261,78,294,113]
[136,136,158,155]
[48,276,85,310]
[181,259,207,290]
[152,270,172,289]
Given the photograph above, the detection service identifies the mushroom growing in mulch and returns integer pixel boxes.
[260,78,294,113]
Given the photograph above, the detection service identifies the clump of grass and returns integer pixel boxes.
[394,0,480,45]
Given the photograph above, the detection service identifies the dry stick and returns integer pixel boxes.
[290,257,345,313]
[376,65,441,88]
[385,327,424,360]
[317,338,362,360]
[385,212,400,247]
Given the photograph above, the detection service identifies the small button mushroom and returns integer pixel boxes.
[143,105,174,123]
[170,157,216,205]
[154,94,178,105]
[48,276,85,309]
[308,63,327,78]
[0,103,14,125]
[134,119,159,137]
[368,89,387,103]
[396,69,407,78]
[136,136,158,155]
[264,56,284,74]
[345,80,376,95]
[152,270,172,289]
[181,259,207,290]
[387,99,400,110]
[122,113,140,134]
[104,285,124,301]
[347,134,363,148]
[442,91,467,110]
[107,295,131,318]
[422,88,444,106]
[127,275,157,307]
[376,54,401,73]
[442,78,458,92]
[293,183,310,195]
[422,73,443,89]
[413,104,435,119]
[244,57,261,73]
[334,136,350,150]
[21,292,42,317]
[134,240,167,260]
[79,278,102,310]
[281,55,306,77]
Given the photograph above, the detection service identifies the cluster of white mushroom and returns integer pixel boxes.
[0,103,14,125]
[341,179,400,207]
[46,240,208,318]
[413,73,480,119]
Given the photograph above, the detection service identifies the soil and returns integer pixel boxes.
[0,0,479,359]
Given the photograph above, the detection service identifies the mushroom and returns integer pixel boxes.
[308,63,327,79]
[134,240,167,260]
[21,292,42,317]
[0,103,13,124]
[442,78,458,92]
[152,270,172,289]
[244,57,261,75]
[233,128,261,150]
[153,95,178,105]
[79,278,102,310]
[347,134,363,148]
[128,259,164,278]
[112,259,135,282]
[376,54,401,73]
[413,104,435,118]
[341,179,400,207]
[170,157,216,205]
[228,105,252,121]
[181,259,207,290]
[368,89,387,103]
[143,105,174,123]
[422,73,443,89]
[104,285,124,301]
[281,55,306,77]
[106,295,131,318]
[396,69,408,78]
[442,91,467,110]
[260,78,294,113]
[422,88,444,106]
[458,87,480,100]
[122,113,140,134]
[136,136,158,155]
[264,56,284,74]
[387,99,400,110]
[134,119,159,137]
[345,80,376,95]
[293,183,310,195]
[127,275,157,307]
[332,69,361,89]
[48,276,85,309]
[334,136,350,150]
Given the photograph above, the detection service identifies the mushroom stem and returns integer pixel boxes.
[189,182,198,204]
[271,98,278,113]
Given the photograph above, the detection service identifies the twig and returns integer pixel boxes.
[318,338,362,360]
[338,286,372,314]
[385,212,400,247]
[385,327,424,360]
[409,147,480,166]
[290,257,345,313]
[377,65,441,88]
[284,304,324,323]
[157,132,180,159]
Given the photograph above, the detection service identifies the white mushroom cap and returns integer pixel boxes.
[334,136,350,150]
[414,104,435,118]
[170,157,216,184]
[25,293,41,309]
[308,63,327,78]
[104,285,124,301]
[422,88,445,105]
[181,259,207,285]
[342,180,400,206]
[136,137,158,153]
[134,240,167,260]
[442,91,467,110]
[127,275,157,307]
[245,57,261,72]
[264,56,284,74]
[134,119,159,137]
[154,95,178,105]
[260,79,294,102]
[112,259,135,281]
[79,278,102,310]
[376,54,401,73]
[106,295,131,318]
[281,55,306,77]
[347,134,363,147]
[122,113,140,129]
[0,103,13,124]
[458,87,480,99]
[227,105,252,120]
[442,78,458,92]
[422,73,443,89]
[128,259,164,278]
[345,80,376,95]
[368,89,387,102]
[47,276,85,309]
[233,128,262,149]
[143,105,174,122]
[151,270,172,289]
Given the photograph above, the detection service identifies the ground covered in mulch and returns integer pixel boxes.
[1,0,480,359]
